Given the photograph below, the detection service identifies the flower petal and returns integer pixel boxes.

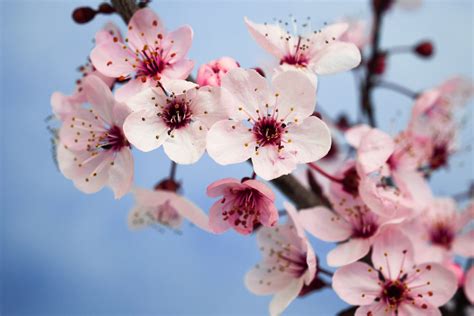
[245,261,294,295]
[127,8,164,52]
[115,78,149,103]
[269,278,304,316]
[332,261,381,305]
[397,302,441,316]
[162,25,193,64]
[311,41,361,75]
[298,206,352,242]
[452,230,474,258]
[90,42,135,78]
[464,266,474,304]
[345,124,371,148]
[82,75,117,124]
[356,128,395,174]
[163,122,207,164]
[252,145,297,181]
[244,17,289,59]
[206,178,241,197]
[327,238,371,267]
[271,70,316,122]
[207,120,255,165]
[108,149,134,199]
[123,109,169,152]
[161,59,194,80]
[208,200,230,233]
[284,116,332,163]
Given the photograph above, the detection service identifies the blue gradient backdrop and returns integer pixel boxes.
[1,0,473,315]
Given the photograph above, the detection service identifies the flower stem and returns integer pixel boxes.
[169,161,177,181]
[308,163,344,184]
[318,267,334,277]
[376,80,419,99]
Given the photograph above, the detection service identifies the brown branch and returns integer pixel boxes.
[111,0,139,23]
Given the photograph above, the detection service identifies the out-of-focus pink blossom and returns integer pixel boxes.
[244,17,361,81]
[300,161,403,267]
[206,178,278,235]
[402,198,474,263]
[128,187,210,232]
[333,228,457,316]
[245,202,316,316]
[90,8,194,101]
[196,57,239,87]
[57,75,133,199]
[207,68,331,180]
[465,266,474,304]
[338,18,368,50]
[445,261,465,287]
[123,80,225,164]
[51,22,121,119]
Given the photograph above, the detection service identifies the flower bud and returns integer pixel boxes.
[369,53,386,75]
[97,3,115,14]
[414,41,434,58]
[154,179,181,192]
[72,7,96,24]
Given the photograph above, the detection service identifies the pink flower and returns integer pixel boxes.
[244,17,361,79]
[338,18,368,50]
[333,228,458,316]
[206,178,278,234]
[128,187,210,232]
[402,198,474,263]
[465,266,474,304]
[245,202,317,316]
[300,161,402,267]
[51,22,121,120]
[346,125,431,220]
[207,68,331,180]
[123,80,225,164]
[57,75,133,199]
[196,57,240,87]
[90,8,194,102]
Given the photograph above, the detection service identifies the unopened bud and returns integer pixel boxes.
[72,7,96,24]
[97,3,115,14]
[414,41,434,58]
[154,179,180,192]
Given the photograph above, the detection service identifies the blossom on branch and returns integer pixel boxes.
[196,57,240,87]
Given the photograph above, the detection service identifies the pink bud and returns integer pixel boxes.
[196,57,239,87]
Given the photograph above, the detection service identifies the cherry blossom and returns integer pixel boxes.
[245,202,317,316]
[206,68,331,180]
[300,161,402,267]
[338,18,368,50]
[90,8,194,101]
[57,75,133,199]
[123,80,225,164]
[51,22,121,119]
[196,57,240,87]
[402,198,474,263]
[465,266,474,304]
[128,187,210,232]
[333,228,457,316]
[206,177,278,235]
[244,17,361,80]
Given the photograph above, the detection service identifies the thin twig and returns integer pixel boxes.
[376,80,419,99]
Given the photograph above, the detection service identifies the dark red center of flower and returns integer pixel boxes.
[383,281,407,306]
[222,188,262,230]
[352,221,378,238]
[280,54,309,67]
[100,125,129,151]
[430,223,455,249]
[253,117,285,147]
[137,49,167,80]
[162,100,192,130]
[429,144,449,170]
[341,166,360,197]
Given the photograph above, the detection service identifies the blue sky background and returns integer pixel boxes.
[1,0,473,315]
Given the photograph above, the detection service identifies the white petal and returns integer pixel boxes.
[123,109,169,152]
[269,278,304,316]
[163,122,207,164]
[312,42,361,75]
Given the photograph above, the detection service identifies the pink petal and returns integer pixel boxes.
[126,8,164,52]
[115,78,149,102]
[307,23,350,53]
[397,302,441,316]
[112,101,132,127]
[90,42,135,78]
[252,145,297,181]
[299,206,352,242]
[269,278,304,316]
[271,70,317,123]
[123,109,169,152]
[332,261,381,305]
[206,178,241,197]
[371,228,414,280]
[243,179,275,201]
[452,230,474,258]
[83,75,116,123]
[464,266,474,304]
[354,302,391,316]
[162,25,193,64]
[208,200,231,233]
[244,17,289,59]
[407,262,457,307]
[220,68,271,121]
[59,108,107,151]
[327,238,371,267]
[311,42,361,75]
[51,92,83,120]
[188,86,227,128]
[124,86,167,112]
[245,262,295,295]
[108,149,134,199]
[284,116,332,163]
[160,59,194,80]
[168,191,210,232]
[163,122,207,164]
[206,120,255,165]
[345,124,371,148]
[356,128,395,174]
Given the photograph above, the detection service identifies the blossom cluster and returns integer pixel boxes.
[50,4,473,316]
